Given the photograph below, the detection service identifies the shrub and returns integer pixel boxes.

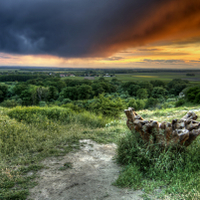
[39,101,46,107]
[151,87,168,99]
[7,106,108,128]
[186,86,200,102]
[195,92,200,104]
[135,99,145,110]
[0,99,19,108]
[127,99,145,111]
[90,94,124,118]
[175,99,185,107]
[145,97,158,109]
[136,88,148,99]
[127,98,137,109]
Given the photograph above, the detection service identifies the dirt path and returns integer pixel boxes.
[28,140,149,200]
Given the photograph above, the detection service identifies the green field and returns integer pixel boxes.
[115,72,200,83]
[1,67,200,83]
[61,72,200,83]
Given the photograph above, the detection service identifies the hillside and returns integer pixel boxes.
[1,106,200,199]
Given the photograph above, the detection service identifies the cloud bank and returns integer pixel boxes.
[0,0,199,58]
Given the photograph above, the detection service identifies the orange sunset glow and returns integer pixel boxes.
[0,0,200,68]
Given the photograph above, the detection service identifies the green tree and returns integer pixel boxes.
[0,84,8,102]
[152,87,168,99]
[36,86,49,102]
[186,86,200,102]
[47,86,58,101]
[150,80,165,87]
[128,85,141,96]
[90,94,124,117]
[139,81,153,95]
[136,88,148,99]
[168,79,188,96]
[145,97,158,108]
[78,85,94,100]
[91,83,105,96]
[61,87,79,100]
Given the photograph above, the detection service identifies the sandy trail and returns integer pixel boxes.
[28,139,148,200]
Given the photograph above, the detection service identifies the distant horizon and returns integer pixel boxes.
[0,66,200,71]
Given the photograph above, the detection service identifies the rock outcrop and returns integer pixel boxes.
[124,108,200,148]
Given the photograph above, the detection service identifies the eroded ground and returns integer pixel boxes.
[28,140,152,200]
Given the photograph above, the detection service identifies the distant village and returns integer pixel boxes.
[58,73,115,79]
[0,70,115,79]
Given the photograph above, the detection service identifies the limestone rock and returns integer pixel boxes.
[124,108,200,148]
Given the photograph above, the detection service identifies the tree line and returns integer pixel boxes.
[0,76,197,116]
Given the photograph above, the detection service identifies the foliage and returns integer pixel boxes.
[8,106,108,128]
[0,99,19,108]
[145,97,158,109]
[0,84,8,102]
[89,94,124,117]
[175,99,186,107]
[0,74,197,110]
[151,86,168,99]
[127,98,145,111]
[150,80,165,87]
[167,79,189,96]
[77,84,94,99]
[185,86,200,103]
[136,88,148,99]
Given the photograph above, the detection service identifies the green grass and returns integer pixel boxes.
[115,72,200,82]
[0,106,125,199]
[2,105,200,199]
[114,106,200,200]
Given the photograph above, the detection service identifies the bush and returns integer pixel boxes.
[39,101,46,107]
[151,87,168,99]
[175,99,186,107]
[145,97,158,109]
[127,98,137,109]
[7,106,108,128]
[135,99,145,110]
[185,86,200,102]
[136,88,148,99]
[90,94,124,118]
[0,99,19,108]
[127,99,145,111]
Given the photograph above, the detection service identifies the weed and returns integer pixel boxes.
[59,162,72,170]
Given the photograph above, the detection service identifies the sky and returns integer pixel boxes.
[0,0,200,69]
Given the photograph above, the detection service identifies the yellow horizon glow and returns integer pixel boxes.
[0,41,200,68]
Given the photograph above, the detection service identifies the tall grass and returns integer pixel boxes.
[8,106,108,128]
[115,127,200,199]
[0,106,123,199]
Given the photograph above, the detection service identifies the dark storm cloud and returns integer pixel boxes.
[0,0,200,58]
[138,49,161,52]
[143,59,184,64]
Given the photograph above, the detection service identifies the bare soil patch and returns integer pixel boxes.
[28,140,155,200]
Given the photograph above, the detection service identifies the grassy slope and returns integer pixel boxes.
[115,105,200,200]
[0,106,125,200]
[1,105,200,199]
